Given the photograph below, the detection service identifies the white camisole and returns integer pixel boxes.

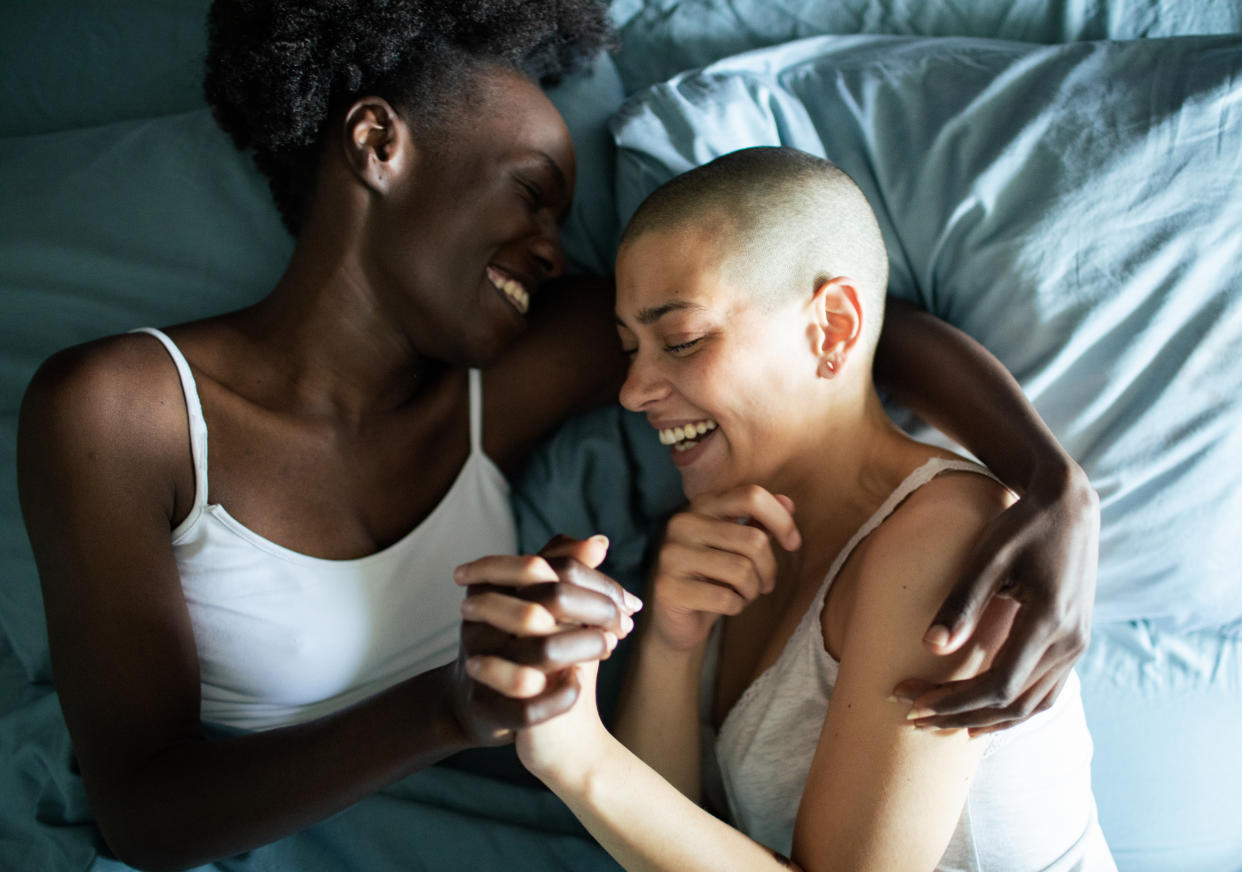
[135,327,517,732]
[710,457,1116,871]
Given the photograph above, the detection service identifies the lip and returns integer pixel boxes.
[668,426,719,468]
[486,265,532,316]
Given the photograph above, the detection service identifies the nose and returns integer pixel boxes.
[530,222,565,280]
[619,349,668,412]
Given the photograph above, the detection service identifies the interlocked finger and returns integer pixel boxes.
[467,670,582,732]
[462,590,558,635]
[466,627,615,698]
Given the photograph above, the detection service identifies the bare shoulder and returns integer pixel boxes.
[839,464,1016,679]
[19,331,192,523]
[883,465,1015,546]
[23,331,184,430]
[858,465,1013,595]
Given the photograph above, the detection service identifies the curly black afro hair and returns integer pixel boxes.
[204,0,614,235]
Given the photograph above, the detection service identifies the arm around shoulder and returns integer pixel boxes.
[792,472,1017,872]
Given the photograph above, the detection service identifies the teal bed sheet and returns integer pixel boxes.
[3,1,1242,870]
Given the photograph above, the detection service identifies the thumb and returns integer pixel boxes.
[539,533,610,570]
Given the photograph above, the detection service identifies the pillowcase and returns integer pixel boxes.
[608,0,1242,93]
[0,110,290,680]
[545,52,629,276]
[0,0,212,137]
[610,34,1242,633]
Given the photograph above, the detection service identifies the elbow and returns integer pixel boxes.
[94,809,215,872]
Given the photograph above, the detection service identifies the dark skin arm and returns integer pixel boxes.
[17,343,630,872]
[485,273,626,475]
[875,300,1100,733]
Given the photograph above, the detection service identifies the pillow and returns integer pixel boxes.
[0,110,290,681]
[610,34,1242,634]
[0,0,212,137]
[544,52,629,276]
[608,0,1242,93]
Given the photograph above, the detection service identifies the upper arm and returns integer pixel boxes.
[791,474,1017,872]
[17,339,206,812]
[483,275,626,471]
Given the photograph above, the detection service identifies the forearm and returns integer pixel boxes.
[612,634,705,802]
[543,732,795,872]
[875,300,1080,493]
[88,664,471,871]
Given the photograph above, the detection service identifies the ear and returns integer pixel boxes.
[341,97,412,194]
[809,276,864,377]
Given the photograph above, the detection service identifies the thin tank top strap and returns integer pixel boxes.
[810,457,1003,615]
[130,328,210,519]
[468,368,484,454]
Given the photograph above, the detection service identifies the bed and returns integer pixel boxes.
[2,2,1240,870]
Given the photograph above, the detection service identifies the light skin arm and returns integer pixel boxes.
[17,345,631,872]
[514,477,1015,872]
[793,474,1017,869]
[611,488,800,801]
[875,300,1099,732]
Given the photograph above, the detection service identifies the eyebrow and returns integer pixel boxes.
[529,150,573,222]
[615,300,705,327]
[534,151,568,194]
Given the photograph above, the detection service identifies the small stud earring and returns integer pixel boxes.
[821,357,837,377]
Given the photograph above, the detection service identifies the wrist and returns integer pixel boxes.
[1027,452,1095,510]
[641,627,709,667]
[427,662,489,752]
[538,728,620,798]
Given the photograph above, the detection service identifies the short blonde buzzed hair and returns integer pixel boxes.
[619,146,889,351]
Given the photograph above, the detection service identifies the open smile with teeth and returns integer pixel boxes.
[658,419,718,451]
[487,266,530,315]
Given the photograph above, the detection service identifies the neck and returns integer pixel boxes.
[227,218,440,423]
[768,385,927,573]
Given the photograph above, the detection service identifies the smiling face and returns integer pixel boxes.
[367,65,576,367]
[616,222,823,499]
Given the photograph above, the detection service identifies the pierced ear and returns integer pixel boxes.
[810,276,864,370]
[342,97,410,193]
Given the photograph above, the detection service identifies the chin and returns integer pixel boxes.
[460,324,524,368]
[679,467,736,501]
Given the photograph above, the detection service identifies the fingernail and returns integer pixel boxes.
[465,657,483,677]
[888,689,917,704]
[453,565,466,583]
[603,632,618,652]
[905,706,935,721]
[460,599,478,618]
[924,625,951,648]
[621,614,635,635]
[589,534,610,548]
[623,591,643,613]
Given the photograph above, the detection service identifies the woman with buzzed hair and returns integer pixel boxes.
[18,1,1096,868]
[463,148,1114,871]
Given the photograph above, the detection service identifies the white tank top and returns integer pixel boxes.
[710,457,1116,871]
[134,328,518,732]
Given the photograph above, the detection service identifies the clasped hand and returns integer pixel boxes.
[448,535,640,747]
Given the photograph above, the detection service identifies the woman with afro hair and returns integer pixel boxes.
[16,1,1099,869]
